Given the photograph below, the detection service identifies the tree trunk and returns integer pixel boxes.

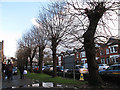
[25,57,28,70]
[29,46,37,72]
[83,20,104,86]
[83,4,106,85]
[30,57,33,72]
[38,46,44,73]
[52,38,57,77]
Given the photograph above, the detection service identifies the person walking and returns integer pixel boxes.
[7,61,13,80]
[19,65,24,79]
[2,62,6,79]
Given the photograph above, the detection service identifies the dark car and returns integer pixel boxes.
[42,66,46,71]
[56,66,63,72]
[99,64,120,74]
[12,67,18,75]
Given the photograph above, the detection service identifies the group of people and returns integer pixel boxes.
[2,60,26,80]
[2,60,13,80]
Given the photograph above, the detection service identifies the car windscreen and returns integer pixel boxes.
[77,66,84,69]
[107,66,114,70]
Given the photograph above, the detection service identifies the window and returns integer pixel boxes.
[100,50,104,55]
[110,46,118,53]
[76,53,79,58]
[116,57,119,63]
[114,66,120,70]
[111,57,118,63]
[58,56,61,61]
[80,53,82,58]
[101,58,105,64]
[99,64,104,66]
[81,51,86,57]
[106,49,109,54]
[110,47,114,53]
[106,57,110,64]
[114,47,118,53]
[107,66,114,70]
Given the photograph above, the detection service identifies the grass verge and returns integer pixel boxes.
[25,72,88,87]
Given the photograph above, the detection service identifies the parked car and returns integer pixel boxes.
[33,66,39,72]
[67,65,88,74]
[56,66,64,72]
[99,64,120,74]
[98,64,109,70]
[63,69,69,72]
[27,66,35,71]
[42,66,46,71]
[82,63,88,69]
[12,67,18,75]
[33,66,47,72]
[44,65,53,71]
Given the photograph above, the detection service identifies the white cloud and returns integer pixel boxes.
[31,18,39,27]
[0,31,21,57]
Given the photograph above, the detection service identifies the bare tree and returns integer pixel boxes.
[17,31,38,72]
[16,48,26,70]
[36,2,76,77]
[17,39,29,70]
[30,26,48,73]
[66,0,119,85]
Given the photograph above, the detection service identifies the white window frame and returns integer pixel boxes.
[81,51,86,57]
[110,47,113,53]
[114,47,118,53]
[106,49,109,54]
[101,58,105,64]
[76,53,79,58]
[106,58,110,64]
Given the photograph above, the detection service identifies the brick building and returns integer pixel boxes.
[57,38,120,66]
[0,40,4,62]
[97,38,120,64]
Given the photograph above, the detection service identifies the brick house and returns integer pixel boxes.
[0,40,4,62]
[97,38,120,65]
[57,38,120,66]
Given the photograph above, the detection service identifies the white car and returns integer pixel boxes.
[82,63,88,69]
[98,64,109,70]
[67,65,88,74]
[44,65,53,71]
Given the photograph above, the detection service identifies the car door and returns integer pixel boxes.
[104,66,114,74]
[112,66,120,74]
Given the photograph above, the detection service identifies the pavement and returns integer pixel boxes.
[2,74,34,89]
[2,74,77,90]
[2,74,120,90]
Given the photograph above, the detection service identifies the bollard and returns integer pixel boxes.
[80,73,84,81]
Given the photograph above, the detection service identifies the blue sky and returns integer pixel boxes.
[0,1,118,58]
[0,2,49,57]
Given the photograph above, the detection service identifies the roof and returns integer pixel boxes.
[106,38,120,46]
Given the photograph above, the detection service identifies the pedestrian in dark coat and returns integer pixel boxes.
[2,62,6,79]
[19,66,24,79]
[7,62,13,80]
